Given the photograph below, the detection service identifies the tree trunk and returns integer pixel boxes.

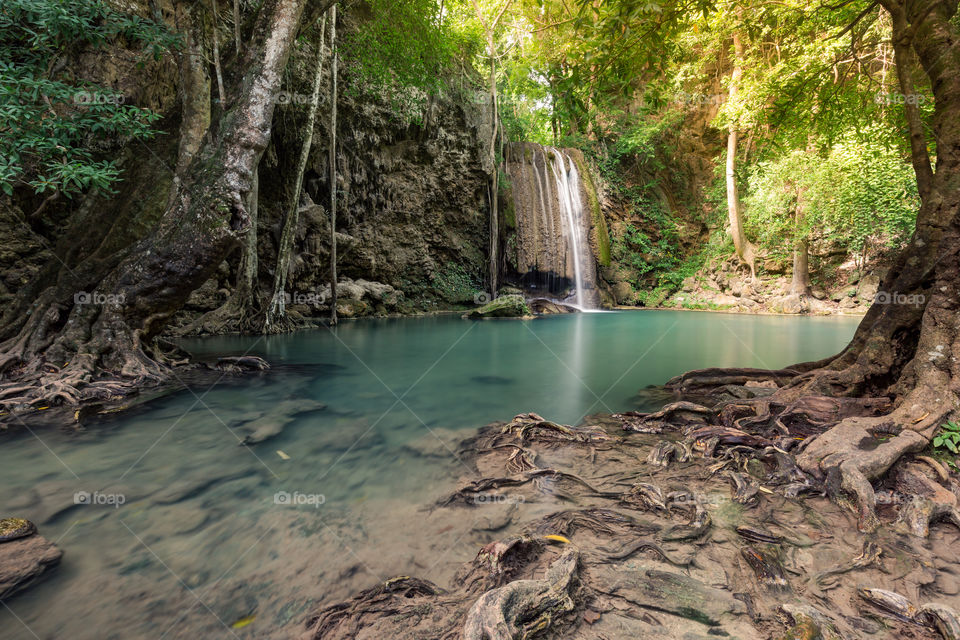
[0,0,308,410]
[487,34,500,296]
[789,237,810,296]
[266,11,328,331]
[725,30,758,282]
[789,187,810,296]
[329,4,339,326]
[721,1,960,533]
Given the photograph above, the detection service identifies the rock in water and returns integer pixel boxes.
[0,533,62,600]
[0,517,36,542]
[464,295,530,318]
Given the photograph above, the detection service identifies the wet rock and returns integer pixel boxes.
[528,298,576,314]
[0,533,62,600]
[464,295,531,318]
[591,563,747,627]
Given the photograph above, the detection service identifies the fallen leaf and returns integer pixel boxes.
[231,615,256,629]
[276,450,291,460]
[583,609,601,624]
[544,534,571,544]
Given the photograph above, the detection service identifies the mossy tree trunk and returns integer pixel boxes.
[0,0,309,410]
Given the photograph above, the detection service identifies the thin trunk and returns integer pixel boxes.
[266,13,328,329]
[237,167,259,303]
[233,0,241,53]
[790,238,810,296]
[329,5,339,326]
[890,10,933,203]
[211,0,226,104]
[488,36,499,295]
[725,30,757,282]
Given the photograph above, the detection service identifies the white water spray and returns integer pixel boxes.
[550,149,587,308]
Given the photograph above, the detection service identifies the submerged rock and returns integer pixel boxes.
[0,517,36,542]
[0,532,62,600]
[464,295,531,318]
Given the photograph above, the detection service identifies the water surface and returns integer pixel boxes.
[0,311,860,639]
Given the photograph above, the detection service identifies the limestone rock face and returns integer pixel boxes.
[0,532,62,600]
[502,142,601,307]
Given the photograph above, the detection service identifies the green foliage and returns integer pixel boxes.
[430,262,483,304]
[0,0,177,196]
[341,0,480,123]
[934,421,960,455]
[744,131,919,264]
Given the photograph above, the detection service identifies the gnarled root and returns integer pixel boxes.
[462,548,580,640]
[797,415,931,532]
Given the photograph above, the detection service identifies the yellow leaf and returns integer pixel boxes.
[37,406,49,411]
[231,615,256,629]
[543,534,571,544]
[276,450,291,460]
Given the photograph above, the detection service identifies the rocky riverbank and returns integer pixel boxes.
[298,406,960,640]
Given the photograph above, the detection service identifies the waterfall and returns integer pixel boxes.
[550,149,586,308]
[505,142,598,309]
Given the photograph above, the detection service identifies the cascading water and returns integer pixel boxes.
[504,142,599,309]
[550,149,586,308]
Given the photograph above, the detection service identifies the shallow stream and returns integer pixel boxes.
[0,311,861,639]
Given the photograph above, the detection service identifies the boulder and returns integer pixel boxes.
[772,294,808,314]
[464,295,530,318]
[529,298,576,314]
[858,273,881,302]
[0,527,62,600]
[612,281,634,305]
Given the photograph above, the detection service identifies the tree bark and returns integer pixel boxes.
[790,186,810,296]
[0,0,308,409]
[725,30,758,282]
[789,237,810,296]
[329,4,339,326]
[763,0,960,532]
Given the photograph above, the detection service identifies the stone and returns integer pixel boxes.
[529,298,576,314]
[858,273,881,302]
[612,281,634,305]
[0,533,62,600]
[772,294,807,314]
[464,295,530,318]
[0,517,36,542]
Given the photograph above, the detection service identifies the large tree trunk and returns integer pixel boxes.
[680,1,960,534]
[725,30,758,282]
[0,0,308,411]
